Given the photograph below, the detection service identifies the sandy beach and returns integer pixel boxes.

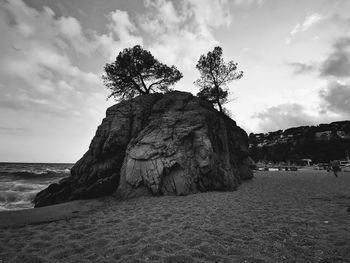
[0,170,349,263]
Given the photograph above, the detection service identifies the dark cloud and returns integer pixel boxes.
[330,14,350,28]
[0,4,18,26]
[254,103,317,132]
[319,81,350,114]
[320,37,350,78]
[287,61,316,75]
[0,98,27,111]
[288,36,350,78]
[0,0,114,120]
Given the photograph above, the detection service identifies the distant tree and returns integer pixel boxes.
[195,46,243,113]
[103,45,183,100]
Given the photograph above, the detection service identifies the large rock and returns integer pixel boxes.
[34,91,253,207]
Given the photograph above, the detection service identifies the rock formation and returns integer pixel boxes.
[34,91,253,207]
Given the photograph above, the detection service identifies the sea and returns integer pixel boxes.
[0,163,72,211]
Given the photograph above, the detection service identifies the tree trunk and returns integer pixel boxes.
[139,74,148,94]
[217,100,223,113]
[215,84,222,113]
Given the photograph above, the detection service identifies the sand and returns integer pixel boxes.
[0,170,349,263]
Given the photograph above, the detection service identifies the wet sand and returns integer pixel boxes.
[0,170,349,263]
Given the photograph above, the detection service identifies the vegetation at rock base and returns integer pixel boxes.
[103,45,183,101]
[194,46,243,113]
[249,121,350,164]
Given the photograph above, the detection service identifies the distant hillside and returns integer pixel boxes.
[249,121,350,164]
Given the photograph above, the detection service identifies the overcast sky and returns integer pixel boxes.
[1,0,350,162]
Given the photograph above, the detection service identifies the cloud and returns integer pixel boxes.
[319,81,350,115]
[329,14,350,28]
[254,103,317,132]
[320,37,350,78]
[233,0,265,6]
[0,126,31,134]
[286,13,323,44]
[285,37,350,121]
[101,10,143,59]
[55,16,95,55]
[139,0,232,69]
[0,0,235,162]
[185,0,232,28]
[287,61,316,75]
[0,0,231,119]
[287,37,350,78]
[0,0,143,117]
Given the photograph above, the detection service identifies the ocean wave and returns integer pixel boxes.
[0,181,58,210]
[0,181,47,192]
[14,181,45,191]
[0,163,72,210]
[0,190,37,203]
[0,170,69,179]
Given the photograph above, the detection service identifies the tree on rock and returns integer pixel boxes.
[195,46,243,113]
[103,45,183,100]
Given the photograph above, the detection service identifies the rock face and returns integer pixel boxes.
[34,91,253,207]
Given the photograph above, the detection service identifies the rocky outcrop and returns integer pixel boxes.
[34,91,253,207]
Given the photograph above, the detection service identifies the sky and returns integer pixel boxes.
[1,0,350,162]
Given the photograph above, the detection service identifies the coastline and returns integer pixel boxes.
[1,171,349,262]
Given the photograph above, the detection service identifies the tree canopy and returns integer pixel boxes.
[103,45,183,100]
[195,46,243,113]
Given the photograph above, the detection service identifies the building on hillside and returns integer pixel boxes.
[315,131,332,141]
[337,131,345,138]
[336,131,350,139]
[301,158,312,166]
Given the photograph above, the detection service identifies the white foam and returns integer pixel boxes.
[0,190,38,210]
[0,163,71,210]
